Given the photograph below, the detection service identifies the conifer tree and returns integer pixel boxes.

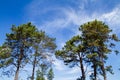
[30,31,56,80]
[56,20,119,80]
[56,35,86,80]
[79,20,119,80]
[47,68,54,80]
[4,23,39,80]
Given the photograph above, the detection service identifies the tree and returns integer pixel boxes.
[0,45,12,76]
[47,68,54,80]
[36,69,45,80]
[56,20,119,80]
[56,35,86,80]
[30,31,56,80]
[0,45,11,68]
[4,23,39,80]
[79,20,119,80]
[36,64,48,80]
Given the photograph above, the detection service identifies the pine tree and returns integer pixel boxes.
[0,45,11,71]
[36,64,48,80]
[56,35,86,80]
[30,31,56,80]
[36,69,45,80]
[47,68,54,80]
[4,23,39,80]
[79,20,119,80]
[56,20,119,80]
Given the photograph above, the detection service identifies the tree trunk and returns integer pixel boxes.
[101,57,106,80]
[31,55,37,80]
[93,62,97,80]
[14,54,22,80]
[14,48,23,80]
[100,52,107,80]
[78,53,85,80]
[101,63,106,80]
[14,65,20,80]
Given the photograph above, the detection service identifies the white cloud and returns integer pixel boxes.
[26,0,120,33]
[61,4,120,34]
[53,57,66,71]
[100,7,120,25]
[37,5,120,35]
[67,67,80,74]
[60,42,65,49]
[26,0,120,39]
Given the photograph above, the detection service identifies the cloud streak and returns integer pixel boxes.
[26,0,120,35]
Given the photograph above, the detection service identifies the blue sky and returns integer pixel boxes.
[0,0,120,80]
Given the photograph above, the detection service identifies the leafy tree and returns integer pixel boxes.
[0,45,11,68]
[36,69,45,80]
[36,64,48,80]
[0,45,12,77]
[56,35,86,80]
[79,20,119,80]
[4,23,39,80]
[30,31,56,80]
[56,20,119,80]
[47,68,54,80]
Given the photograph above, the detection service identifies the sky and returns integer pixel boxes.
[0,0,120,80]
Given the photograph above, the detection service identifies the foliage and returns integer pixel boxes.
[36,69,45,80]
[79,20,119,80]
[56,20,119,80]
[36,64,48,80]
[3,22,40,80]
[47,68,54,80]
[30,30,56,80]
[56,35,86,80]
[0,20,119,80]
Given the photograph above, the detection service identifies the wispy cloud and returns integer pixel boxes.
[26,0,120,35]
[53,58,67,71]
[99,6,120,32]
[67,67,80,74]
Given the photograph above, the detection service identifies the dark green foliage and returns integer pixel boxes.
[79,20,119,80]
[56,35,86,80]
[0,22,56,80]
[0,45,12,76]
[56,20,119,80]
[4,22,40,80]
[30,30,56,80]
[5,22,38,66]
[56,35,83,67]
[36,69,45,80]
[0,20,119,80]
[47,68,54,80]
[36,64,48,80]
